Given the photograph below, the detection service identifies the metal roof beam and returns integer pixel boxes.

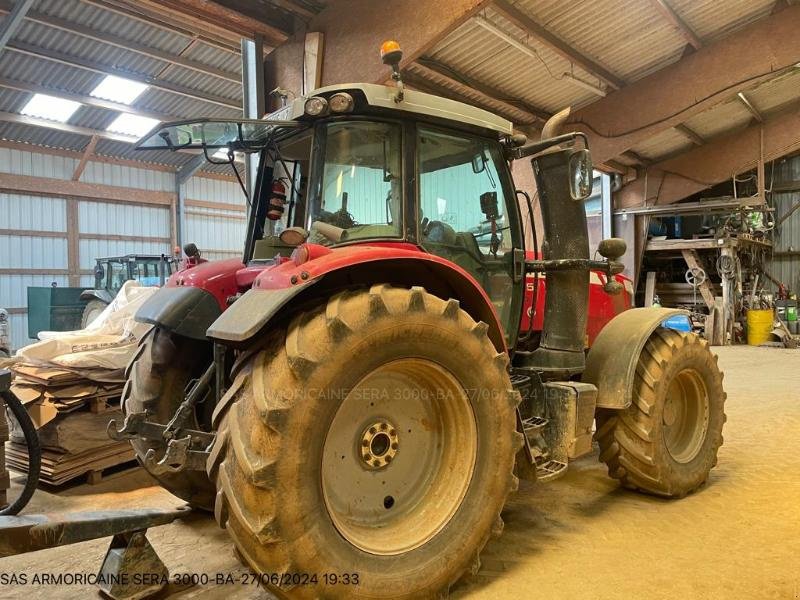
[80,0,242,54]
[0,2,240,83]
[649,0,702,50]
[568,5,800,165]
[674,123,705,146]
[491,0,625,91]
[0,0,33,55]
[737,91,764,123]
[0,75,178,121]
[0,110,138,142]
[616,100,800,208]
[6,41,242,110]
[404,62,542,126]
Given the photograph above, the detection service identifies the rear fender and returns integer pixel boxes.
[583,307,686,409]
[79,289,113,304]
[207,252,507,352]
[135,286,222,340]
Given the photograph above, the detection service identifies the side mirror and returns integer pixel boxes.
[568,148,593,201]
[471,153,486,174]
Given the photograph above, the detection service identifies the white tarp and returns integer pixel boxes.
[16,281,156,370]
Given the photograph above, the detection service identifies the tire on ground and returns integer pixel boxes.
[595,328,726,498]
[123,326,215,509]
[209,285,521,599]
[81,299,107,328]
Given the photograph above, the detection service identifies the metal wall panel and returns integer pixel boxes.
[81,162,176,191]
[184,177,246,206]
[0,193,66,231]
[0,235,68,269]
[8,313,29,354]
[767,155,800,293]
[0,146,78,179]
[78,201,170,237]
[183,176,246,259]
[0,274,68,312]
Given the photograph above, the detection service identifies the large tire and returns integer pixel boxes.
[209,285,521,599]
[81,299,106,328]
[595,329,726,498]
[123,327,215,509]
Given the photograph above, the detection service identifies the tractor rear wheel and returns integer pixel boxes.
[209,285,521,599]
[123,327,215,509]
[595,329,725,498]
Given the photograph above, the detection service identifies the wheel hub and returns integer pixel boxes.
[360,420,399,469]
[321,358,477,556]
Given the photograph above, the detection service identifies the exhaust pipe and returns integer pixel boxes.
[521,110,589,376]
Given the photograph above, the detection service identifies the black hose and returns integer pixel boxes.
[1,391,40,515]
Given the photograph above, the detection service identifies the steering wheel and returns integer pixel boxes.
[685,266,706,287]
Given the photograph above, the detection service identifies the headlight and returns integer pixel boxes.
[304,96,328,116]
[329,92,354,113]
[568,148,593,201]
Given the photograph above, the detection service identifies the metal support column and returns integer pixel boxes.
[174,180,185,249]
[242,35,265,203]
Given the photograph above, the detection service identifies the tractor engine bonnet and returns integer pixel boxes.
[523,148,589,375]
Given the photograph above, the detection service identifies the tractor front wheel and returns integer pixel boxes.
[595,329,726,497]
[209,285,521,598]
[81,299,106,328]
[123,327,215,509]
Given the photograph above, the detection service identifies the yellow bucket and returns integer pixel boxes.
[746,309,774,346]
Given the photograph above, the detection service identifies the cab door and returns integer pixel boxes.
[416,126,525,345]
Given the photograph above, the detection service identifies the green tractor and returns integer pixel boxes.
[80,254,176,327]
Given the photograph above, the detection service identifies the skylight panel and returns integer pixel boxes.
[107,113,160,138]
[91,75,149,105]
[21,94,82,123]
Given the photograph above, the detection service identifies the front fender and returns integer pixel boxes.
[79,289,113,304]
[583,307,686,409]
[135,286,222,340]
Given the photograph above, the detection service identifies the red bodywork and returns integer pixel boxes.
[167,243,632,347]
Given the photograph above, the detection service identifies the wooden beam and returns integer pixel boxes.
[80,233,171,243]
[133,0,289,46]
[617,101,800,207]
[80,0,242,54]
[185,198,246,212]
[267,0,315,19]
[66,198,80,286]
[303,32,324,95]
[0,172,175,206]
[491,0,625,90]
[0,2,241,83]
[0,268,69,276]
[568,5,800,165]
[404,62,541,125]
[650,0,702,50]
[674,124,705,146]
[0,228,66,238]
[7,41,242,110]
[737,91,763,123]
[72,136,99,182]
[0,0,34,54]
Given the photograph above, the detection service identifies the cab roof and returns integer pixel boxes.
[268,83,513,136]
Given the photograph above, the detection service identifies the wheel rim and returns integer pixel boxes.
[662,368,710,463]
[322,358,477,555]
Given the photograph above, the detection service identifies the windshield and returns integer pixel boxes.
[136,119,302,151]
[307,120,403,245]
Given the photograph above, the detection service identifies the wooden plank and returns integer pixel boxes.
[644,271,656,307]
[66,198,80,287]
[71,135,98,182]
[185,198,246,212]
[0,228,65,238]
[79,233,170,244]
[680,249,715,309]
[303,32,324,95]
[0,172,175,206]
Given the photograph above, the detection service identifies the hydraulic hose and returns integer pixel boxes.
[1,390,40,515]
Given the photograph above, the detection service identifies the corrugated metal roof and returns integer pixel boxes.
[423,0,798,165]
[0,0,246,169]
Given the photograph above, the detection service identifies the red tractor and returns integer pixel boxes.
[113,43,725,599]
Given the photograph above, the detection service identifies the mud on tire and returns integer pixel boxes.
[595,329,726,498]
[208,285,522,599]
[123,327,215,509]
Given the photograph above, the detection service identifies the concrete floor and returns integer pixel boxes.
[2,345,799,599]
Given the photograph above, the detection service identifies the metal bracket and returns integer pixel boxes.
[143,436,209,475]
